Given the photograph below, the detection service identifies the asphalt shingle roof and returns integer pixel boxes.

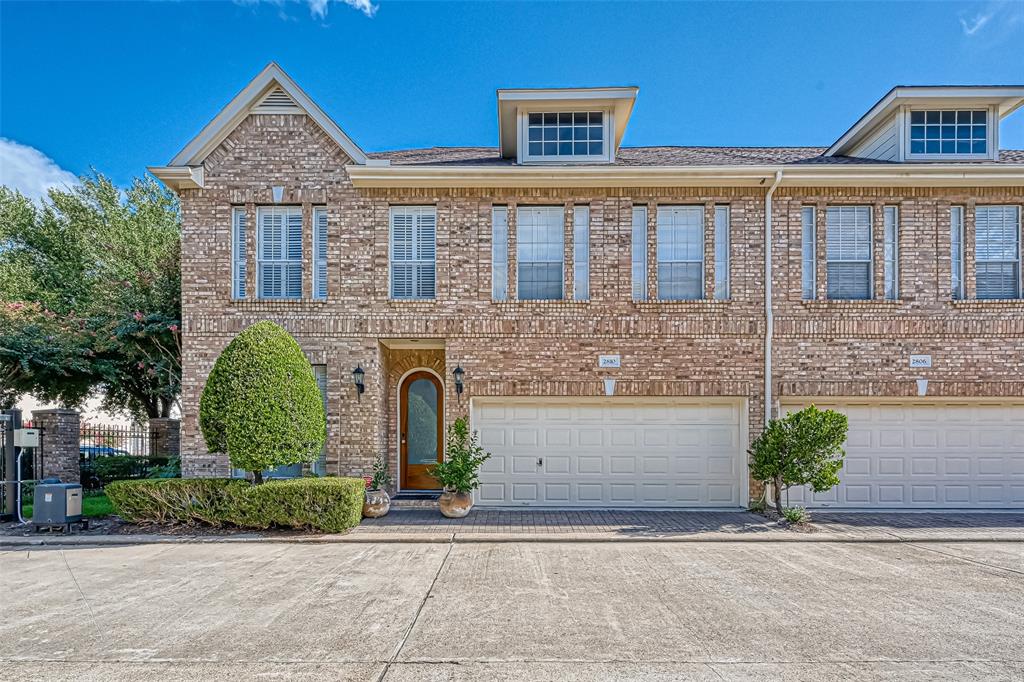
[368,146,1024,167]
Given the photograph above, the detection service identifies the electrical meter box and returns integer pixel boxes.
[32,481,84,531]
[14,428,40,448]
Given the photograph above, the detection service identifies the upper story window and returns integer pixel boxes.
[826,206,872,300]
[389,206,436,300]
[523,112,609,162]
[975,205,1021,300]
[257,206,302,299]
[909,110,987,157]
[517,206,564,300]
[656,206,704,300]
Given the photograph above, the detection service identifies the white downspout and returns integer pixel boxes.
[764,170,783,430]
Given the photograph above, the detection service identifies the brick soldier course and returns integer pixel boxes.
[154,66,1024,505]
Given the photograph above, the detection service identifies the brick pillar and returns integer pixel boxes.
[32,409,80,483]
[148,418,181,458]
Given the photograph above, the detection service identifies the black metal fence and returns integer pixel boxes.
[79,424,178,490]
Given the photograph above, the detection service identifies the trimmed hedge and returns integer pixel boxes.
[106,477,365,533]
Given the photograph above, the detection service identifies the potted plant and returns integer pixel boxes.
[430,417,491,518]
[362,455,392,518]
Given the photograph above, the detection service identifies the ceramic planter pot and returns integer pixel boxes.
[439,490,473,518]
[363,489,391,518]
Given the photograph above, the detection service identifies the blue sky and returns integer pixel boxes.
[1,0,1023,192]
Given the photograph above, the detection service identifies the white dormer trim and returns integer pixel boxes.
[516,107,615,165]
[168,62,372,167]
[827,86,1024,160]
[497,87,638,162]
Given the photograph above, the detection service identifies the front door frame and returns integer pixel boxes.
[397,367,444,491]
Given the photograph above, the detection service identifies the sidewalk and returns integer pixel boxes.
[3,509,1021,546]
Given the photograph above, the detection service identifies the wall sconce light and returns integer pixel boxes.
[453,366,465,397]
[352,366,365,401]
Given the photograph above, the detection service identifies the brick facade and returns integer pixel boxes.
[33,409,81,484]
[176,113,1023,499]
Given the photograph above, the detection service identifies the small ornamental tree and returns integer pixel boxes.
[199,321,325,483]
[429,417,491,493]
[748,405,849,514]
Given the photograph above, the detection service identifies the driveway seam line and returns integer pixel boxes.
[901,542,1024,577]
[375,538,455,682]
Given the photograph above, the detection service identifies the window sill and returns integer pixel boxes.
[387,298,438,305]
[951,298,1024,306]
[230,298,328,306]
[492,299,592,306]
[635,299,732,309]
[800,299,904,307]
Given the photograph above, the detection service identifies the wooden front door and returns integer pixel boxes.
[400,371,443,490]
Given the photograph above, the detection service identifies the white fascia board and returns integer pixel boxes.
[828,86,1024,157]
[347,163,1024,189]
[147,165,204,191]
[167,62,369,167]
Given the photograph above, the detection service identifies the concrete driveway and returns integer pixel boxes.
[1,541,1022,681]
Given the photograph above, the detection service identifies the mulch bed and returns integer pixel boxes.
[0,516,328,538]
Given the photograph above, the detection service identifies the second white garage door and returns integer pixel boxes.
[781,400,1024,509]
[472,398,745,508]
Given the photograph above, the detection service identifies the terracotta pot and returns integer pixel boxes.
[439,490,473,518]
[363,489,391,518]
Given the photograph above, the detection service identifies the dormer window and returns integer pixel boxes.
[909,110,987,156]
[526,112,606,160]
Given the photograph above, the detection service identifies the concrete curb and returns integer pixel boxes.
[2,531,1021,547]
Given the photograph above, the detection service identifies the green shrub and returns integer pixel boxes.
[81,455,178,489]
[199,321,326,483]
[782,506,810,524]
[429,417,491,493]
[748,405,848,515]
[106,477,364,533]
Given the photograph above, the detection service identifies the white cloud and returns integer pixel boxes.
[958,2,1024,39]
[959,11,992,36]
[0,138,78,201]
[235,0,377,20]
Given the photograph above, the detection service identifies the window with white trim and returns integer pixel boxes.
[801,206,816,300]
[975,205,1021,300]
[909,110,987,156]
[656,206,704,300]
[631,206,648,301]
[257,206,302,299]
[491,206,508,301]
[313,207,327,300]
[713,205,730,300]
[517,206,564,300]
[883,206,899,300]
[389,206,436,300]
[231,207,247,299]
[573,205,590,301]
[826,206,872,300]
[524,111,608,162]
[951,206,965,300]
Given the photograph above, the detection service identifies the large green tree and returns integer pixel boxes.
[0,174,181,419]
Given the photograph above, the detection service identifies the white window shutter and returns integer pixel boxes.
[713,205,729,300]
[232,208,247,299]
[313,208,328,300]
[573,205,590,301]
[492,207,509,301]
[801,206,816,300]
[632,206,648,301]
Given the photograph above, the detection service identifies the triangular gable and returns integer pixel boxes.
[168,62,370,166]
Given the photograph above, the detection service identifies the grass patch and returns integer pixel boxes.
[21,492,113,519]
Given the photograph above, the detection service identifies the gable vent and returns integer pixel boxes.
[252,87,301,113]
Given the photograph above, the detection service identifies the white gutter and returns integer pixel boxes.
[763,170,783,430]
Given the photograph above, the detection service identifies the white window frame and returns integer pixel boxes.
[974,205,1021,300]
[518,108,614,164]
[801,206,816,300]
[883,206,899,301]
[313,207,328,300]
[256,206,303,300]
[631,206,648,301]
[656,205,705,301]
[573,205,590,301]
[951,206,965,300]
[713,205,730,300]
[389,206,436,300]
[491,206,509,302]
[904,105,996,161]
[231,207,247,300]
[825,206,873,301]
[516,206,564,301]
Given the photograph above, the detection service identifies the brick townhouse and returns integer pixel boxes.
[151,64,1024,509]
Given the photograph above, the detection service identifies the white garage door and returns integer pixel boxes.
[472,398,745,508]
[782,400,1024,509]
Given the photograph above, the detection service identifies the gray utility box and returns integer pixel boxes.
[33,481,84,530]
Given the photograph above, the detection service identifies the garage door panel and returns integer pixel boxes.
[783,400,1023,509]
[474,398,744,507]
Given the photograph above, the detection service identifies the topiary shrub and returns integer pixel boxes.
[106,477,365,533]
[199,321,326,483]
[106,478,247,525]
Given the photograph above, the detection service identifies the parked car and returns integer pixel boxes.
[79,445,131,461]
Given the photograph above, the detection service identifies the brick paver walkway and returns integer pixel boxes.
[811,512,1024,540]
